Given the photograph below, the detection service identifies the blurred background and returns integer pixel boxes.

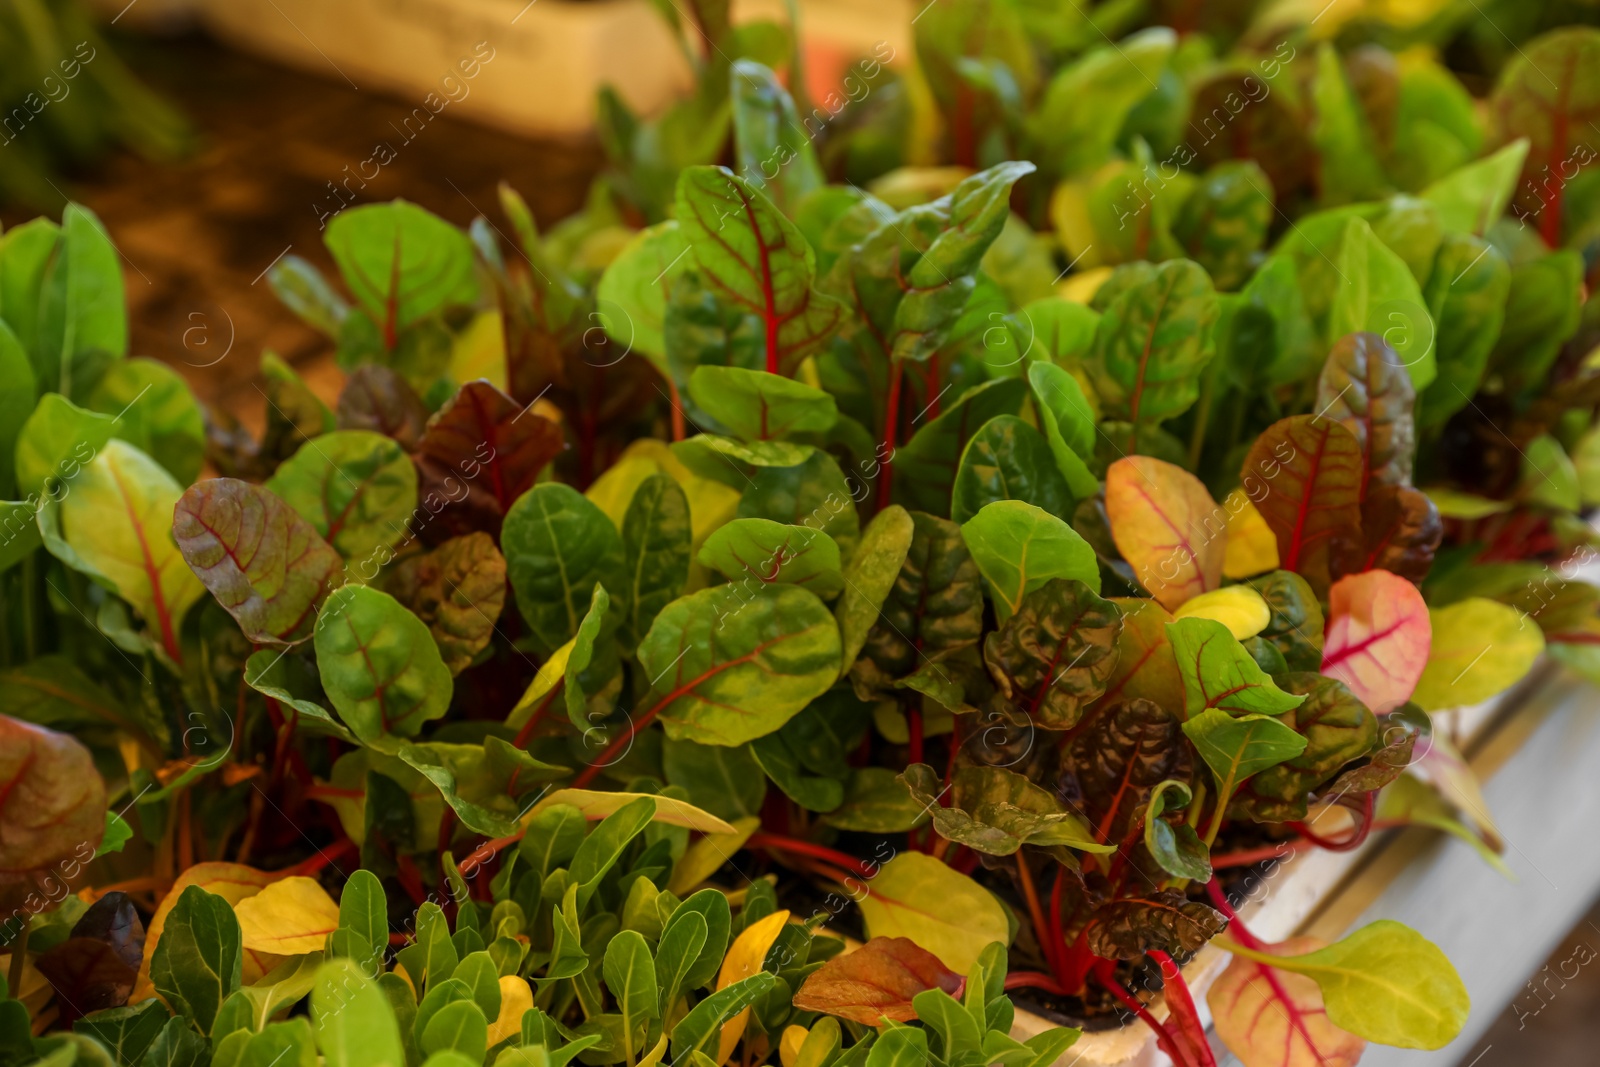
[6,0,1600,1063]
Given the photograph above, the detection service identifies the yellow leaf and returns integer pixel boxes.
[1411,597,1544,711]
[506,637,574,730]
[1174,586,1271,640]
[619,439,740,547]
[637,1033,670,1067]
[1222,489,1278,578]
[1057,265,1114,304]
[234,875,341,955]
[586,454,663,530]
[485,975,534,1047]
[521,789,736,834]
[857,853,1009,973]
[669,816,760,895]
[780,1026,808,1067]
[61,440,205,659]
[135,862,282,1002]
[448,309,507,392]
[715,909,791,1064]
[1102,598,1183,710]
[1423,487,1510,519]
[1105,455,1225,612]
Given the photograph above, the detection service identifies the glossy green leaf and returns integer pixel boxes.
[1230,673,1378,823]
[1418,234,1509,430]
[1030,28,1175,179]
[597,221,690,372]
[900,763,1110,856]
[149,886,242,1035]
[621,473,693,648]
[1026,361,1098,502]
[731,60,825,214]
[1167,617,1305,719]
[663,737,767,822]
[951,415,1073,526]
[1181,709,1308,808]
[86,357,205,486]
[14,392,117,497]
[960,500,1099,622]
[315,584,454,744]
[688,365,837,442]
[638,583,841,746]
[503,483,626,657]
[1327,217,1436,389]
[325,201,478,332]
[834,504,914,670]
[671,434,816,488]
[604,930,660,1063]
[698,518,843,597]
[36,203,127,401]
[1143,780,1210,881]
[736,449,860,559]
[1423,140,1528,236]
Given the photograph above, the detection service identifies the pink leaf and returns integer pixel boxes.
[1320,571,1430,714]
[1208,936,1366,1067]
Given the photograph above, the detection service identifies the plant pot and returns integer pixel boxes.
[1001,666,1558,1065]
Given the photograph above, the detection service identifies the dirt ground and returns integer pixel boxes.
[0,31,602,429]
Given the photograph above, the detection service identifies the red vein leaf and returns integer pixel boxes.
[1320,570,1431,715]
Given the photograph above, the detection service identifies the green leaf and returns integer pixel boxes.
[139,1017,209,1067]
[824,767,928,833]
[1143,780,1210,881]
[670,435,816,488]
[671,973,783,1061]
[1230,673,1378,822]
[676,166,840,375]
[1310,45,1389,206]
[243,649,358,743]
[688,366,837,443]
[386,532,508,676]
[960,501,1100,622]
[86,357,205,485]
[14,392,117,497]
[698,518,843,597]
[856,853,1009,973]
[901,763,1109,856]
[731,60,825,215]
[1488,248,1582,398]
[1026,361,1098,502]
[337,869,388,971]
[597,221,690,372]
[239,954,325,1030]
[748,730,844,812]
[1166,617,1306,719]
[324,201,477,333]
[1030,28,1174,179]
[834,505,914,670]
[37,203,127,401]
[603,931,660,1064]
[1219,920,1469,1049]
[664,738,767,821]
[398,903,459,995]
[420,999,488,1063]
[73,1001,168,1066]
[400,740,563,837]
[982,578,1120,730]
[503,483,626,657]
[149,885,243,1035]
[736,450,861,559]
[892,375,1029,518]
[1327,217,1436,389]
[173,479,343,647]
[1173,161,1275,292]
[1418,234,1509,430]
[637,583,841,746]
[1412,597,1544,711]
[1181,709,1308,808]
[96,811,133,857]
[951,416,1073,526]
[59,440,205,660]
[315,584,454,744]
[265,430,418,561]
[621,473,693,648]
[1423,140,1529,236]
[562,584,621,734]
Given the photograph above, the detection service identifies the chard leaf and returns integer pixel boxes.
[1333,484,1442,585]
[688,366,837,443]
[149,886,242,1035]
[899,763,1109,856]
[1182,710,1309,808]
[233,875,339,958]
[982,578,1120,730]
[731,60,825,213]
[173,479,343,647]
[960,500,1100,622]
[671,435,816,487]
[1422,140,1528,236]
[503,483,625,657]
[621,472,693,647]
[1218,921,1468,1049]
[1068,698,1192,843]
[603,931,660,1064]
[1173,160,1275,292]
[141,1016,209,1067]
[1030,29,1174,179]
[1104,455,1225,612]
[1085,259,1219,444]
[597,221,691,374]
[562,584,621,732]
[324,201,477,337]
[748,730,843,812]
[697,518,844,597]
[265,430,418,561]
[1229,673,1378,823]
[1489,250,1583,400]
[1085,891,1225,961]
[1099,597,1183,711]
[676,166,840,375]
[414,380,566,543]
[73,1001,167,1066]
[637,583,841,746]
[737,449,860,558]
[59,440,204,661]
[15,392,117,497]
[951,415,1072,526]
[1166,617,1305,719]
[856,853,1009,974]
[893,377,1028,515]
[824,767,929,833]
[1026,361,1099,502]
[1315,332,1417,493]
[1411,597,1542,711]
[387,532,507,675]
[37,203,127,401]
[1241,415,1363,596]
[792,937,960,1026]
[1142,780,1210,882]
[336,364,429,449]
[0,718,105,913]
[86,357,205,485]
[1246,570,1326,673]
[853,511,983,696]
[663,738,767,822]
[1418,234,1508,430]
[1321,570,1431,715]
[1326,218,1436,389]
[315,585,454,744]
[1207,935,1367,1067]
[1311,45,1388,207]
[834,505,914,671]
[670,973,783,1062]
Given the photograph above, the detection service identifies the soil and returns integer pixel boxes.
[0,29,604,429]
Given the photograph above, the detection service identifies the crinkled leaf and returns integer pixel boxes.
[1246,570,1325,673]
[387,532,507,675]
[315,584,453,744]
[899,763,1108,856]
[1333,484,1441,586]
[1230,673,1379,823]
[736,449,860,558]
[824,767,929,833]
[950,415,1072,528]
[1105,455,1225,612]
[1068,698,1191,843]
[982,578,1120,730]
[698,518,843,597]
[173,478,342,646]
[1086,891,1225,961]
[1315,332,1417,493]
[792,937,960,1027]
[638,583,841,746]
[503,482,625,657]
